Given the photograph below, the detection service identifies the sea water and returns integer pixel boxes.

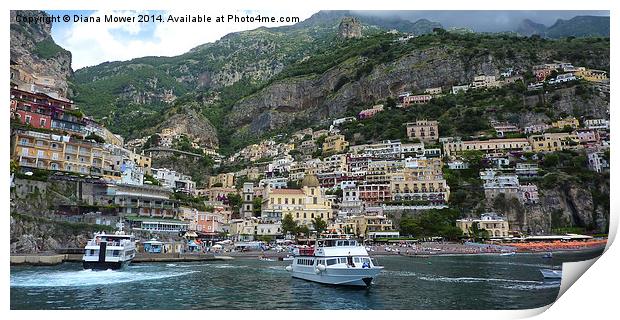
[10,249,602,310]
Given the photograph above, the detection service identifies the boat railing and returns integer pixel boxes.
[86,239,132,247]
[297,247,315,256]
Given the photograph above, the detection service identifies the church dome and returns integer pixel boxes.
[301,174,320,188]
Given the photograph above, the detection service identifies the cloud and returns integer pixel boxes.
[54,9,316,70]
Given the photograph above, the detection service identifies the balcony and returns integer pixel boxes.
[65,148,78,154]
[18,141,34,147]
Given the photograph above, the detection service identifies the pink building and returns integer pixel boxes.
[195,212,225,235]
[576,129,600,144]
[358,105,384,119]
[402,94,432,107]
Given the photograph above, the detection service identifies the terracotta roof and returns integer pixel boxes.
[270,189,304,195]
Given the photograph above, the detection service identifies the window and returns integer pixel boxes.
[25,115,31,124]
[40,119,46,127]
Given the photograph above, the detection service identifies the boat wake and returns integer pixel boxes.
[211,264,248,269]
[419,275,541,284]
[418,275,561,290]
[10,268,198,288]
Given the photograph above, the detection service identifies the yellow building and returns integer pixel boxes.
[575,69,608,83]
[349,215,395,238]
[528,132,579,152]
[406,120,439,142]
[456,213,510,238]
[322,134,349,154]
[389,158,450,204]
[443,138,531,156]
[208,173,235,188]
[262,174,332,227]
[551,117,580,129]
[11,130,117,177]
[129,151,152,175]
[327,220,358,235]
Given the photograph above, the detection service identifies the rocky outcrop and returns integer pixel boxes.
[11,214,95,254]
[338,17,362,39]
[523,86,609,119]
[492,178,609,235]
[227,46,503,135]
[156,104,219,149]
[10,10,73,96]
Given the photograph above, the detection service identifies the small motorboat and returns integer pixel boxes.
[259,256,276,262]
[282,255,294,261]
[542,252,553,259]
[540,268,562,279]
[500,252,516,256]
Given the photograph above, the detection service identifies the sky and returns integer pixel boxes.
[48,10,609,71]
[48,9,317,70]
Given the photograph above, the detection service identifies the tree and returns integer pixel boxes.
[227,193,242,213]
[297,225,310,237]
[470,222,490,242]
[441,225,463,241]
[143,134,161,149]
[281,213,298,236]
[399,216,420,237]
[252,196,263,217]
[312,217,327,235]
[84,133,105,143]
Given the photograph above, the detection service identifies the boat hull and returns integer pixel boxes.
[291,267,383,287]
[83,260,131,270]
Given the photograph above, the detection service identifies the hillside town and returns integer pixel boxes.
[10,55,610,252]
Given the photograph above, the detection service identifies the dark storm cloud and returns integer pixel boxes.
[350,10,610,32]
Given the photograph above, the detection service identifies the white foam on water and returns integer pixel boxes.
[499,281,561,291]
[10,268,198,288]
[418,275,543,285]
[382,270,419,277]
[212,264,248,269]
[166,264,177,267]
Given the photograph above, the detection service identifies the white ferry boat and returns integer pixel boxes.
[82,232,136,270]
[285,235,383,287]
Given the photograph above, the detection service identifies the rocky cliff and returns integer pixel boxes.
[338,17,363,39]
[155,104,220,149]
[10,10,73,96]
[226,35,609,139]
[491,174,609,235]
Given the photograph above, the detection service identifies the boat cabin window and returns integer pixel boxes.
[326,258,338,266]
[330,240,357,247]
[338,258,347,264]
[296,258,315,266]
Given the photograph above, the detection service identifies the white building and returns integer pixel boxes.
[587,150,609,173]
[447,160,469,170]
[451,85,470,95]
[152,168,196,193]
[584,119,610,130]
